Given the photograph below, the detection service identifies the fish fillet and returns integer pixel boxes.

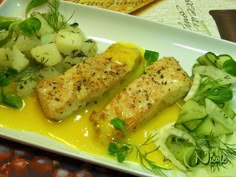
[90,57,192,143]
[36,43,142,120]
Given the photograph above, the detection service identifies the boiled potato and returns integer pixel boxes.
[32,12,54,37]
[55,25,85,56]
[14,35,41,52]
[54,55,86,73]
[0,31,16,48]
[16,74,38,97]
[80,39,98,57]
[41,33,56,44]
[0,48,11,67]
[6,46,29,72]
[37,67,60,79]
[31,43,63,66]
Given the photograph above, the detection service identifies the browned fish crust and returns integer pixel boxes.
[90,57,192,143]
[36,44,141,120]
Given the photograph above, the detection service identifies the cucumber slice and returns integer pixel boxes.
[206,52,218,65]
[183,118,205,132]
[223,102,236,119]
[216,54,233,68]
[166,135,197,167]
[174,123,188,132]
[205,98,236,132]
[193,65,236,85]
[197,52,217,66]
[176,100,207,124]
[194,117,232,136]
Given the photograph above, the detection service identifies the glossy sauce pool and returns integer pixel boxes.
[0,94,180,168]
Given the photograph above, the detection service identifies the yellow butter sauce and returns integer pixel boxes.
[0,43,180,168]
[0,94,179,168]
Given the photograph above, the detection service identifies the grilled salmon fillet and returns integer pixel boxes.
[36,43,142,120]
[90,57,192,143]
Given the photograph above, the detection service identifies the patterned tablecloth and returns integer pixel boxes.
[0,138,135,177]
[0,0,236,177]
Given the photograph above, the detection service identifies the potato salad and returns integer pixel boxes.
[0,0,97,109]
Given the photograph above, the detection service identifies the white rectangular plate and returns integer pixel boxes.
[0,1,236,177]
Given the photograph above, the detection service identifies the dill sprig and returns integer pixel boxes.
[108,132,168,177]
[44,0,70,31]
[16,66,39,83]
[193,135,236,171]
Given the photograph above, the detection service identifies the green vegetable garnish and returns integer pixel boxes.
[0,73,9,87]
[109,118,166,176]
[108,141,131,163]
[18,17,41,36]
[0,68,18,87]
[0,68,23,109]
[197,52,236,77]
[144,50,159,66]
[2,92,23,109]
[108,133,167,177]
[170,51,236,172]
[0,0,68,47]
[44,0,69,31]
[205,86,233,104]
[0,16,19,30]
[0,21,18,48]
[110,117,127,136]
[222,59,236,76]
[193,135,236,172]
[5,68,18,77]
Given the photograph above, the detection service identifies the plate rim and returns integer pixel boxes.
[0,1,236,177]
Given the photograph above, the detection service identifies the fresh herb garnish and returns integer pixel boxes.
[222,58,236,76]
[110,117,127,136]
[170,51,236,172]
[18,17,41,36]
[44,0,69,31]
[109,118,167,176]
[2,91,23,109]
[191,77,233,104]
[108,141,131,163]
[108,133,167,177]
[144,50,159,66]
[205,86,233,104]
[0,73,9,87]
[16,66,39,83]
[197,52,236,77]
[0,21,18,48]
[0,68,18,87]
[0,16,19,31]
[0,68,23,109]
[193,135,236,171]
